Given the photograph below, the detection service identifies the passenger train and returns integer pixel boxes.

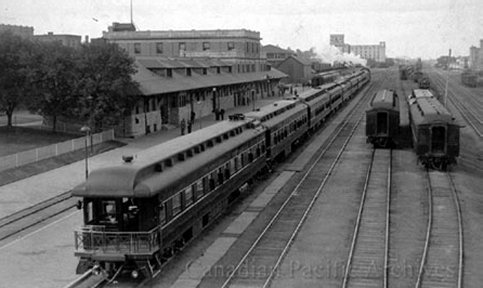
[365,89,400,148]
[408,89,460,170]
[72,68,371,279]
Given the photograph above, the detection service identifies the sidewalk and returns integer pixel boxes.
[0,99,280,219]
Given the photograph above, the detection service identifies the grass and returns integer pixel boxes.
[0,140,125,187]
[0,126,79,157]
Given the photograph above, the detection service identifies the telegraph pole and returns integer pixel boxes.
[444,49,451,108]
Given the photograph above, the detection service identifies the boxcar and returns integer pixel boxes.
[365,89,400,147]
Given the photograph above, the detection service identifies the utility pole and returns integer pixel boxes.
[444,49,451,108]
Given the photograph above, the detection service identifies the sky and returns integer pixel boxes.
[1,0,482,60]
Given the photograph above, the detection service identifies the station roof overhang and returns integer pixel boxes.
[132,62,287,96]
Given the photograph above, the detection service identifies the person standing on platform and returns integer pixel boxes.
[220,109,225,120]
[180,118,186,135]
[187,119,192,133]
[191,111,196,123]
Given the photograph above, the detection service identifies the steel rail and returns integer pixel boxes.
[220,80,376,288]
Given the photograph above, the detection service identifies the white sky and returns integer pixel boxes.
[2,0,482,59]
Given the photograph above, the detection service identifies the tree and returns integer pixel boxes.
[0,31,37,127]
[74,42,139,132]
[29,42,79,132]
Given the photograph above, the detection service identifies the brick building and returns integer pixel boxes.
[469,40,483,71]
[33,32,82,49]
[97,24,286,137]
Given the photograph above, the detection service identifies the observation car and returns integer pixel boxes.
[365,89,400,147]
[408,90,460,170]
[72,116,266,278]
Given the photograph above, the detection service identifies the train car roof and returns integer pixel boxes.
[409,96,456,125]
[244,99,306,127]
[411,89,434,99]
[73,119,262,198]
[368,90,399,111]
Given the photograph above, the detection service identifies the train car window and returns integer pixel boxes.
[216,137,222,143]
[178,153,185,161]
[261,144,266,153]
[218,168,224,185]
[194,146,200,154]
[85,200,94,224]
[159,202,166,225]
[248,152,254,162]
[256,147,261,157]
[172,193,182,216]
[225,164,231,179]
[100,200,117,224]
[200,144,205,151]
[187,149,193,158]
[200,178,207,195]
[223,133,229,140]
[207,140,214,147]
[165,158,173,167]
[234,156,240,171]
[185,186,194,207]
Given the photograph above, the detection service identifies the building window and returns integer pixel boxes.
[187,68,192,76]
[203,42,210,51]
[167,69,172,78]
[179,42,186,51]
[227,42,235,51]
[217,67,221,74]
[156,42,163,54]
[203,68,207,75]
[246,42,250,53]
[134,43,141,54]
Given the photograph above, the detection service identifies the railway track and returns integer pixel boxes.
[342,148,392,288]
[415,170,463,288]
[429,71,483,138]
[0,190,77,242]
[215,79,381,288]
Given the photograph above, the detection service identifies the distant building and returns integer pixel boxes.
[277,56,312,84]
[261,45,296,67]
[33,32,82,49]
[469,40,483,71]
[0,24,34,38]
[330,34,350,53]
[350,42,386,63]
[330,34,386,63]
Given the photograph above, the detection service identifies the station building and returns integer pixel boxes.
[99,23,286,137]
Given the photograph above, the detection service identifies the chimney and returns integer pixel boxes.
[480,39,483,49]
[85,35,89,43]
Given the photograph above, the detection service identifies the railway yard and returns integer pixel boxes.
[1,67,482,288]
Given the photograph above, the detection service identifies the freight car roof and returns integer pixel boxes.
[73,119,262,198]
[368,90,399,111]
[409,96,455,125]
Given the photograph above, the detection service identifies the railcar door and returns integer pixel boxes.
[431,126,446,154]
[376,112,388,135]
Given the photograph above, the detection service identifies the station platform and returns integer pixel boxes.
[0,98,282,219]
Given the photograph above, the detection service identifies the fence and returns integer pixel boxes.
[0,129,115,172]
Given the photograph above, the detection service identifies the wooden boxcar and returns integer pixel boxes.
[365,89,400,147]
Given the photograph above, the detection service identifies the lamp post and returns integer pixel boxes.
[197,100,202,129]
[266,75,271,97]
[212,87,218,120]
[251,89,256,111]
[80,125,91,180]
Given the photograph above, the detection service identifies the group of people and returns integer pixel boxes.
[180,111,196,135]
